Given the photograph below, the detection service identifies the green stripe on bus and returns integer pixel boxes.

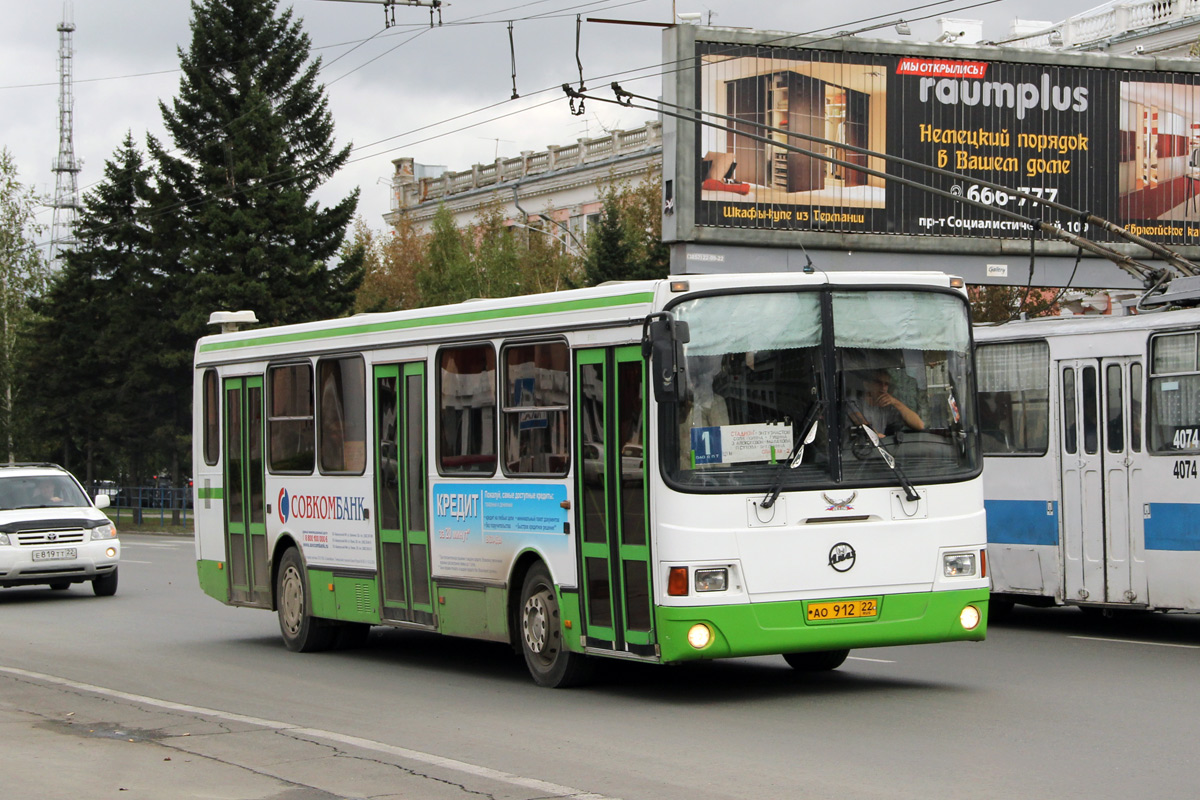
[198,291,657,353]
[197,487,223,500]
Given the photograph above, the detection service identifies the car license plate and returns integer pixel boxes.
[807,599,878,621]
[32,548,77,562]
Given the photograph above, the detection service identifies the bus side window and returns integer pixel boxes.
[268,363,315,473]
[1148,332,1200,453]
[438,345,497,474]
[203,369,220,465]
[501,342,569,476]
[318,357,366,474]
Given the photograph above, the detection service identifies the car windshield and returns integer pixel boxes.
[663,288,979,491]
[0,475,91,510]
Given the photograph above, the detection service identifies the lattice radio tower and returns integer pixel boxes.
[49,3,81,267]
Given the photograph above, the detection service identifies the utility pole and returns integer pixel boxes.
[50,2,81,268]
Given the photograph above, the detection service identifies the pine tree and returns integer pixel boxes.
[152,0,362,333]
[24,134,164,482]
[581,190,630,286]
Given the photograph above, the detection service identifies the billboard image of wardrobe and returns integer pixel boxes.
[725,71,869,193]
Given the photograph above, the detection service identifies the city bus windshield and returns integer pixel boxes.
[664,288,978,491]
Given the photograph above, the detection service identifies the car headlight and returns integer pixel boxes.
[0,532,8,546]
[943,552,977,577]
[90,523,117,541]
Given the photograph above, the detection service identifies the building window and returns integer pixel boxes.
[502,342,569,475]
[268,363,315,473]
[438,345,497,474]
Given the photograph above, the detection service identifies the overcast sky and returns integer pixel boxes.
[2,0,1075,242]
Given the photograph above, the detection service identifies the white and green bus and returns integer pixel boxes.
[193,272,988,686]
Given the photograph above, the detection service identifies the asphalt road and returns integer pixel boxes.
[2,533,1198,800]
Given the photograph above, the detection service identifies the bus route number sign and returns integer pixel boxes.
[806,599,878,621]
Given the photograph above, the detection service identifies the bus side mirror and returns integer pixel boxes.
[643,315,689,404]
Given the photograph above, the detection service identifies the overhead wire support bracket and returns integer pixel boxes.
[508,21,519,99]
[591,83,1175,288]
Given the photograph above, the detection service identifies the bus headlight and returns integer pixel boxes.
[694,568,728,592]
[687,623,713,649]
[943,552,977,577]
[960,605,981,630]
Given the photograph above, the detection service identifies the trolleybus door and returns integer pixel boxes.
[373,363,435,626]
[575,346,655,656]
[223,375,269,606]
[1101,358,1146,604]
[1059,362,1105,603]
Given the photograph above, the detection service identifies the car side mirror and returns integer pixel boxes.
[94,494,111,510]
[642,313,690,404]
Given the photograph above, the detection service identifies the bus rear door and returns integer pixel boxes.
[223,375,270,606]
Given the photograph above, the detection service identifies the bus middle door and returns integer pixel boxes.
[223,375,270,607]
[373,363,435,627]
[1100,358,1146,605]
[1059,361,1106,604]
[575,346,655,658]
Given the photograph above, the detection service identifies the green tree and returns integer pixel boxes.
[581,189,630,286]
[416,205,475,305]
[968,284,1060,322]
[152,0,363,336]
[351,215,424,313]
[0,149,50,462]
[24,134,167,483]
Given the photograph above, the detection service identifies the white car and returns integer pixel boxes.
[0,463,120,596]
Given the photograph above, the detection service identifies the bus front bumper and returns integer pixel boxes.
[655,588,988,664]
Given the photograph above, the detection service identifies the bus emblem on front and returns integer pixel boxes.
[828,542,856,572]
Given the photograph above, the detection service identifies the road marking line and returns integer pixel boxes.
[0,665,616,800]
[1068,635,1199,649]
[848,656,895,663]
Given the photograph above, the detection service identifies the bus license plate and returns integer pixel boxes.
[32,548,77,562]
[807,599,878,621]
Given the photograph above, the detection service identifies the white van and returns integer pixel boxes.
[0,463,120,595]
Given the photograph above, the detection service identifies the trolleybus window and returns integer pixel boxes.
[501,341,569,476]
[665,289,977,490]
[1149,331,1200,453]
[438,344,497,474]
[318,357,366,474]
[1062,367,1078,454]
[975,341,1049,455]
[268,363,315,472]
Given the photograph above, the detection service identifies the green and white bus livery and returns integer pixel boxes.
[193,272,988,686]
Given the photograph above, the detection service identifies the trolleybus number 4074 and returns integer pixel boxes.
[807,599,879,620]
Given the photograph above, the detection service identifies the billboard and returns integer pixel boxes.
[664,27,1200,258]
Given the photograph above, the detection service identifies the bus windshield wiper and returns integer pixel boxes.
[847,402,920,503]
[761,399,823,509]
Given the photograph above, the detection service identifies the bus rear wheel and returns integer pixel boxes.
[518,563,591,688]
[783,649,849,671]
[277,547,337,652]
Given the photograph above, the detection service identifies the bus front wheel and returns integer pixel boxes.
[518,563,591,688]
[277,548,337,652]
[783,649,849,671]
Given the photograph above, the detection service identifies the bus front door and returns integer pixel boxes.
[1059,358,1146,606]
[575,347,656,657]
[374,363,435,627]
[223,376,269,606]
